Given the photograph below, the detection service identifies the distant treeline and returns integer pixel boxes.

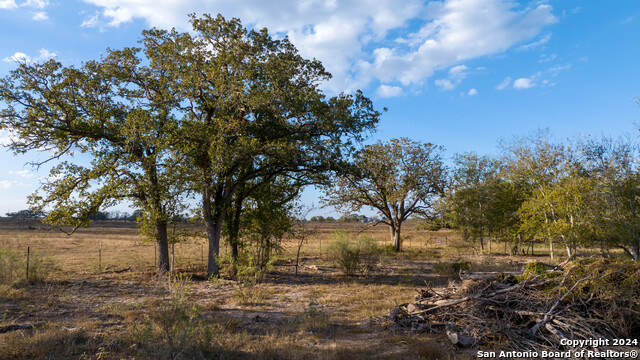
[308,214,381,223]
[5,209,143,222]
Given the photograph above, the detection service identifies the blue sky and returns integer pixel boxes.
[1,0,640,217]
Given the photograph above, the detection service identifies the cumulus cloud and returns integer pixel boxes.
[366,0,557,86]
[21,0,49,9]
[3,48,56,63]
[467,88,478,96]
[1,0,51,21]
[377,84,403,98]
[3,52,30,62]
[0,0,17,9]
[513,77,535,89]
[32,10,47,20]
[81,0,557,93]
[435,64,469,90]
[504,64,569,90]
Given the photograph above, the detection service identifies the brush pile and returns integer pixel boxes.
[391,259,640,354]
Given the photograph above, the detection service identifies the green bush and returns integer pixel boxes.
[433,260,471,281]
[522,261,546,278]
[0,247,55,285]
[327,231,381,276]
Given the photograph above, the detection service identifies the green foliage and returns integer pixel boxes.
[4,209,45,219]
[522,261,546,278]
[327,230,381,276]
[1,13,381,278]
[441,152,523,254]
[324,138,447,251]
[0,247,55,285]
[432,260,471,281]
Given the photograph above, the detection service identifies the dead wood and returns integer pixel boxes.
[0,321,46,333]
[103,267,132,274]
[391,259,640,353]
[459,270,523,280]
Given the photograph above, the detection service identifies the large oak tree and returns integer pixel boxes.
[140,14,380,276]
[324,138,447,252]
[0,49,184,275]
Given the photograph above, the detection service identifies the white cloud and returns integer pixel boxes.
[0,180,23,190]
[506,63,569,90]
[538,53,557,63]
[81,13,100,28]
[38,48,56,59]
[3,48,56,63]
[32,10,47,20]
[435,79,454,90]
[21,0,49,9]
[3,52,30,62]
[0,0,17,9]
[435,64,469,90]
[496,76,512,90]
[547,63,571,75]
[367,1,557,86]
[467,88,478,96]
[9,170,34,178]
[376,84,403,98]
[0,130,15,146]
[81,0,557,94]
[1,0,50,11]
[513,77,535,89]
[520,33,551,50]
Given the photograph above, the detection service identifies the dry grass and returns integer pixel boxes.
[1,218,578,359]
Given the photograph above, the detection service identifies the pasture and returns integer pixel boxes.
[0,219,569,359]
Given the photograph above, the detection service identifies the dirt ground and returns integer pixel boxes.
[0,219,542,359]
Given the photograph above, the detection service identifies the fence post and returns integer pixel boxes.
[171,243,175,274]
[99,242,102,272]
[26,246,30,280]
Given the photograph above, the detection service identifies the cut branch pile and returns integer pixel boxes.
[391,259,640,353]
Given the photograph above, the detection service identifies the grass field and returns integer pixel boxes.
[0,218,576,359]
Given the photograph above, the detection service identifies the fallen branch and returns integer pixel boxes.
[391,259,640,353]
[0,321,46,333]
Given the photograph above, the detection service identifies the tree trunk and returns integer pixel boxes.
[206,206,224,277]
[156,219,170,275]
[227,195,244,277]
[390,224,402,252]
[202,186,225,277]
[632,241,639,261]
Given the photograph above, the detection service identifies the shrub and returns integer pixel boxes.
[0,247,55,285]
[131,274,216,358]
[433,260,471,281]
[522,261,546,278]
[327,231,381,275]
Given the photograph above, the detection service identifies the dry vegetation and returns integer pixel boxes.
[0,218,631,359]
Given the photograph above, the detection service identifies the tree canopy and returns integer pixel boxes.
[324,138,447,251]
[0,13,382,276]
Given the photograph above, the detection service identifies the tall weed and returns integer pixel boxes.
[327,230,381,275]
[0,247,55,284]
